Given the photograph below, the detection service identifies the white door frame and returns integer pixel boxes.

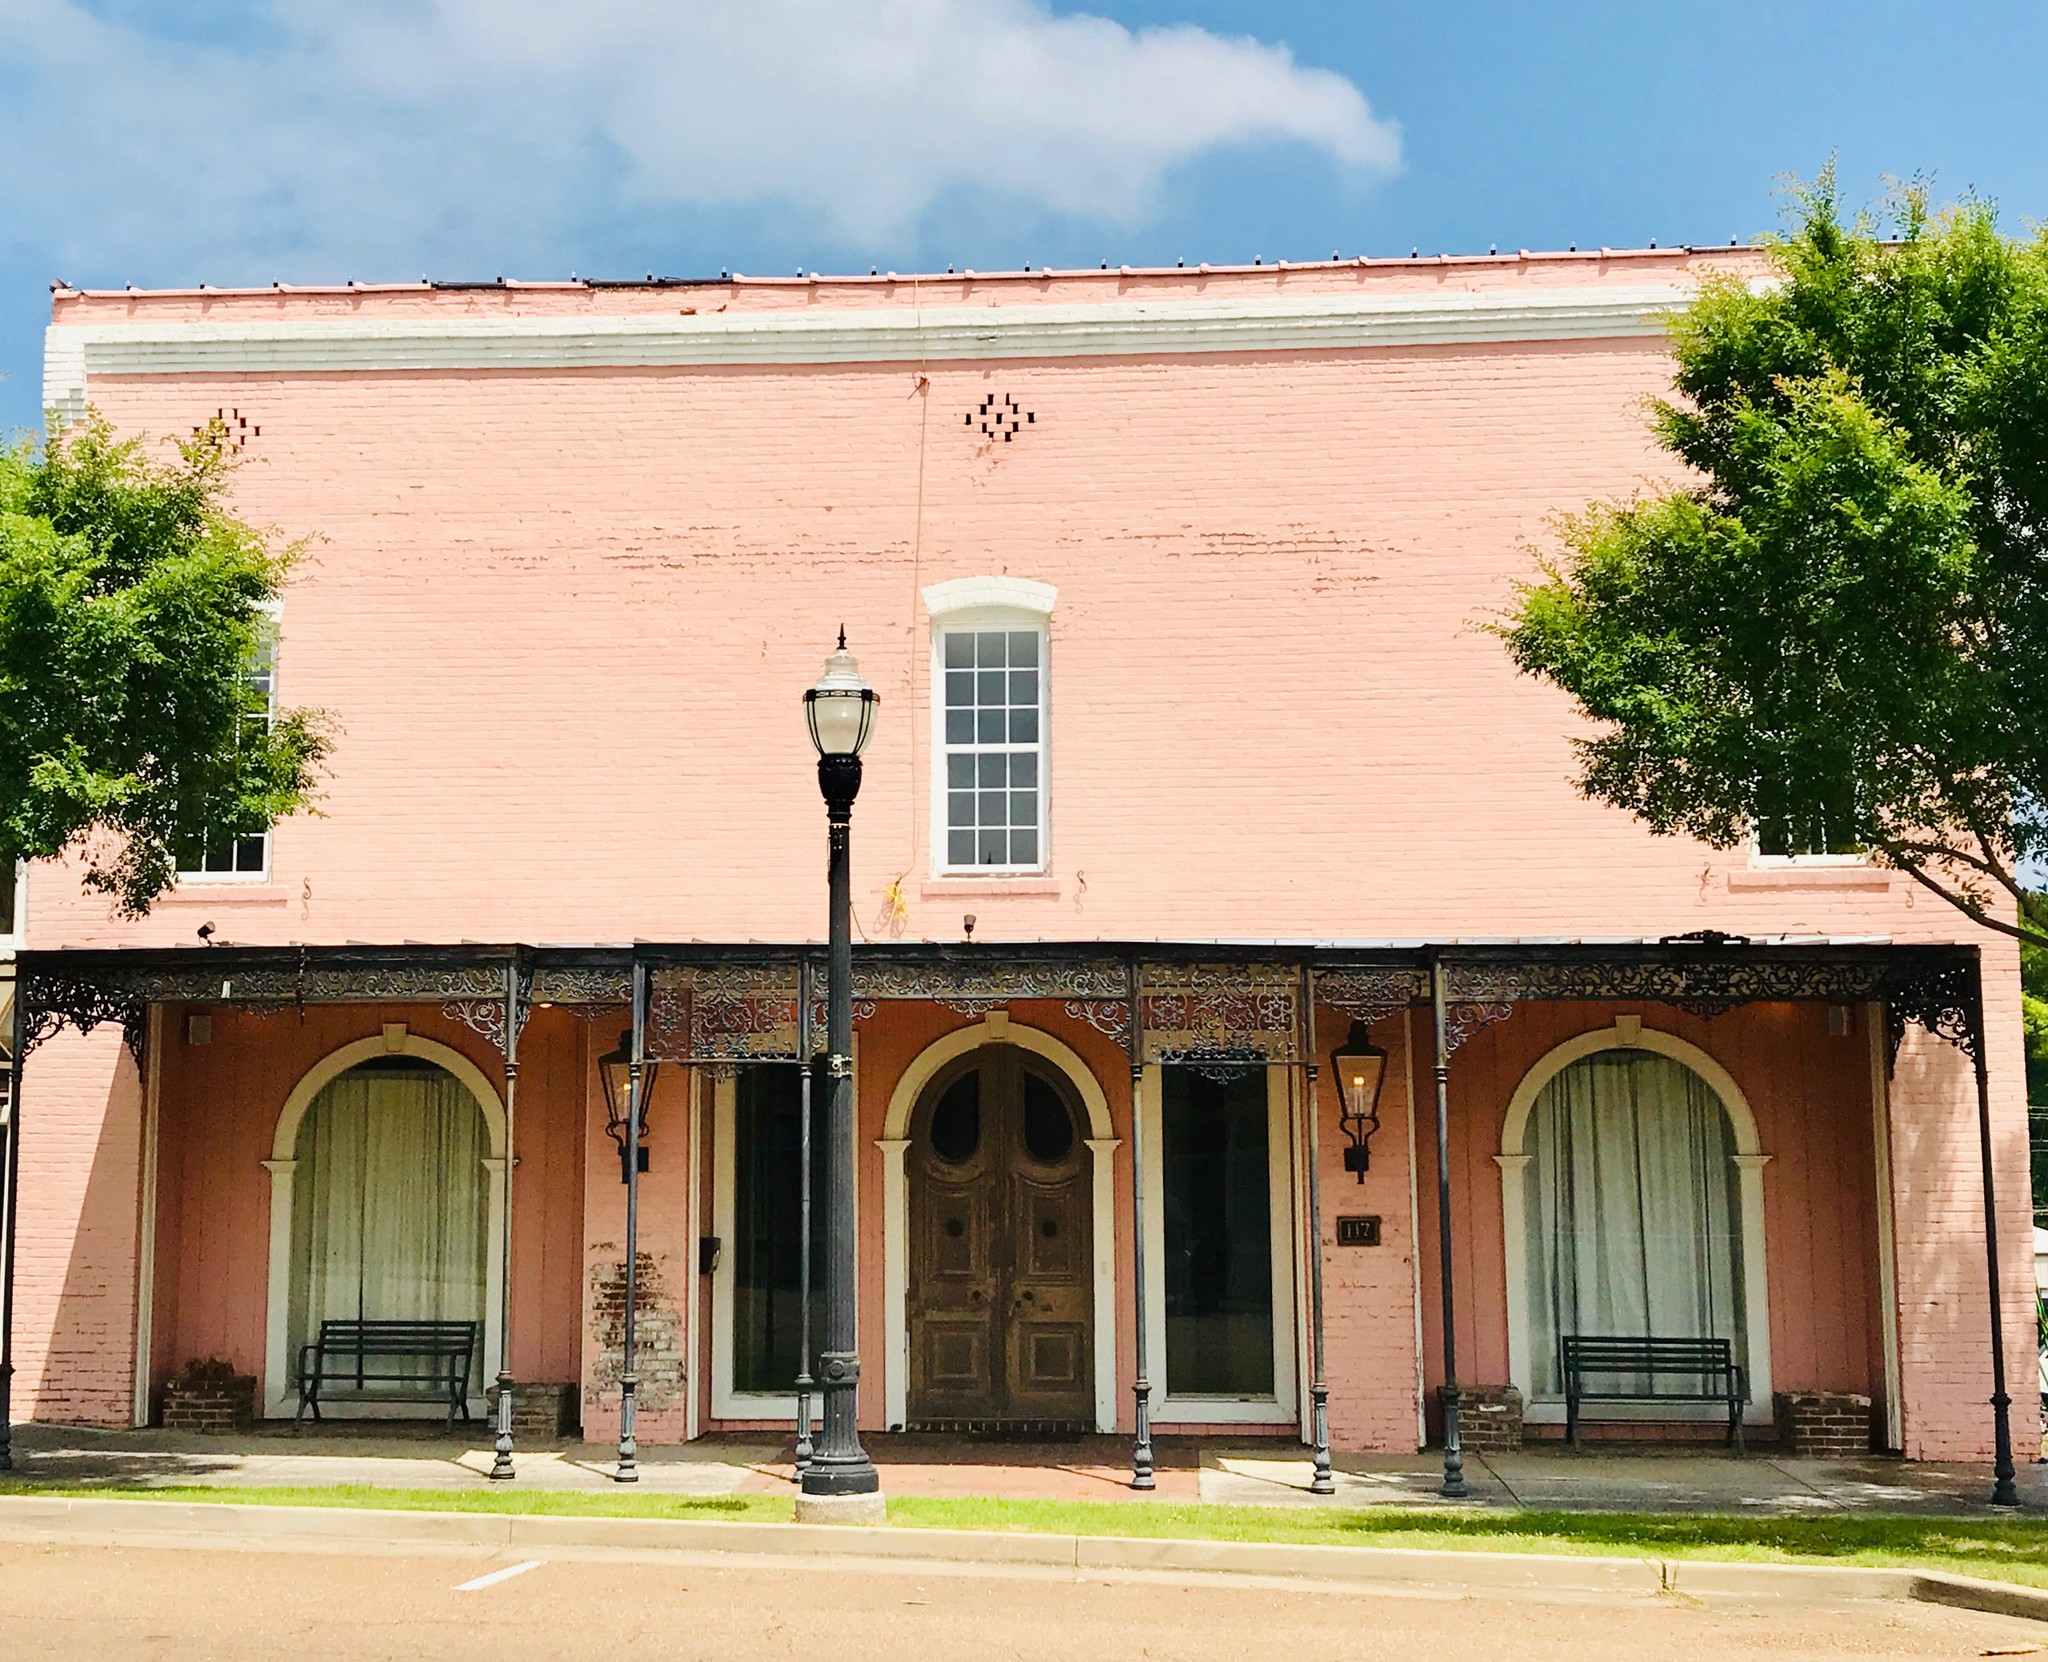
[260,1023,508,1419]
[1140,1062,1299,1424]
[1496,1020,1774,1425]
[708,1051,860,1423]
[879,1014,1118,1433]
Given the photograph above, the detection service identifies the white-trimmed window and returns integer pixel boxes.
[924,578,1055,876]
[1751,778,1866,864]
[177,621,277,881]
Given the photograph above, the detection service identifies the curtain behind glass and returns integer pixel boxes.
[1526,1052,1743,1397]
[288,1064,489,1383]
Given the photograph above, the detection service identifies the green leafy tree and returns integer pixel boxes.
[1501,169,2048,949]
[0,414,328,915]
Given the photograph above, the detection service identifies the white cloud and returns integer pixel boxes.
[0,0,1398,277]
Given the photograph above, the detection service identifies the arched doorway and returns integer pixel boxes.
[1498,1024,1773,1424]
[262,1030,506,1417]
[907,1044,1093,1428]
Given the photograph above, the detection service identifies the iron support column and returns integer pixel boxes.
[1299,967,1333,1493]
[801,754,878,1497]
[615,958,647,1484]
[1126,961,1154,1489]
[490,962,523,1481]
[1970,981,2019,1506]
[1303,1058,1335,1494]
[0,990,23,1472]
[1431,960,1467,1499]
[794,960,815,1479]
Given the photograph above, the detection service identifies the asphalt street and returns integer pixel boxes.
[2,1539,2044,1661]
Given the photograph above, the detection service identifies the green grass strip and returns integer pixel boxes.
[8,1482,2048,1589]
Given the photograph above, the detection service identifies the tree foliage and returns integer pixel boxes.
[1502,169,2048,947]
[0,414,328,915]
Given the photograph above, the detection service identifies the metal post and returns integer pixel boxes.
[0,990,24,1473]
[1969,977,2019,1506]
[1126,959,1155,1490]
[801,754,879,1498]
[794,960,815,1480]
[1300,967,1333,1495]
[1431,958,1467,1499]
[615,958,647,1484]
[490,961,523,1481]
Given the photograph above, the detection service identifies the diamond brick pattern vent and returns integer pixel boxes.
[192,406,261,453]
[967,393,1034,442]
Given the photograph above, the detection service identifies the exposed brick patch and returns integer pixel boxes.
[585,1253,684,1415]
[1775,1390,1874,1458]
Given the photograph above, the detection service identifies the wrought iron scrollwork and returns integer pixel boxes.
[1885,957,1980,1063]
[1315,968,1427,1029]
[1141,964,1299,1069]
[19,972,145,1062]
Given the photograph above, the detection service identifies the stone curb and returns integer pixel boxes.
[0,1495,2042,1621]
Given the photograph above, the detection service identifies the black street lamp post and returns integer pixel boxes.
[801,631,882,1508]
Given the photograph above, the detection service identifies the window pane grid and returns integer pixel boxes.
[177,630,278,879]
[942,627,1043,870]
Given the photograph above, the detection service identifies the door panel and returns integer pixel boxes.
[908,1046,1092,1426]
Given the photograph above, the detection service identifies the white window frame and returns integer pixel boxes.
[1746,827,1872,869]
[1139,1063,1300,1425]
[924,578,1055,878]
[177,605,280,885]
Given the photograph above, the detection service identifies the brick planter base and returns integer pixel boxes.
[160,1371,256,1433]
[1773,1390,1874,1457]
[1443,1384,1523,1453]
[485,1381,579,1442]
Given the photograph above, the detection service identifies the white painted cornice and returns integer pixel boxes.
[43,283,1698,421]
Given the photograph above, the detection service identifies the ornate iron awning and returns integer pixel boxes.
[12,936,1982,1069]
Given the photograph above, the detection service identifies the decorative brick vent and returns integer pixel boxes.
[485,1381,580,1442]
[1773,1391,1874,1457]
[1443,1383,1523,1452]
[191,406,260,454]
[966,393,1034,442]
[160,1359,256,1434]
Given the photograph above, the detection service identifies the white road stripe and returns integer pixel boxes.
[454,1561,544,1592]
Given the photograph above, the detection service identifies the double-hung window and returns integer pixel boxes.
[926,578,1055,875]
[177,622,278,881]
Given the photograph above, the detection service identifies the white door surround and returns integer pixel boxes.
[260,1024,509,1419]
[879,1014,1119,1433]
[1496,1020,1773,1425]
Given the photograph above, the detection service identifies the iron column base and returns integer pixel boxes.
[489,1370,516,1481]
[1131,1379,1156,1490]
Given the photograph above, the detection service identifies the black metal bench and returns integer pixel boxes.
[294,1319,479,1428]
[1561,1334,1747,1451]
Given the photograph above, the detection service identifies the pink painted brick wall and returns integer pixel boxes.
[15,254,2028,1456]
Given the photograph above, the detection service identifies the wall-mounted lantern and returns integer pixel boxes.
[1331,1021,1388,1181]
[598,1027,657,1182]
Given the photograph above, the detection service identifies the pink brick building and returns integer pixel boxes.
[1,249,2033,1485]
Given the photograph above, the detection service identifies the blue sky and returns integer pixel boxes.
[2,0,2045,437]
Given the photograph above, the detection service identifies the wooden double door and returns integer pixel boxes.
[908,1045,1093,1428]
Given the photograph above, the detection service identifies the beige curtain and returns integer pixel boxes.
[1525,1052,1744,1398]
[288,1064,488,1382]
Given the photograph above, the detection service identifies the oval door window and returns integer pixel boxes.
[1022,1072,1075,1163]
[930,1072,981,1163]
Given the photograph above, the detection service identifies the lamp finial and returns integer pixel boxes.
[837,624,847,650]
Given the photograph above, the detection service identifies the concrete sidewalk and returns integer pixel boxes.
[5,1422,2042,1515]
